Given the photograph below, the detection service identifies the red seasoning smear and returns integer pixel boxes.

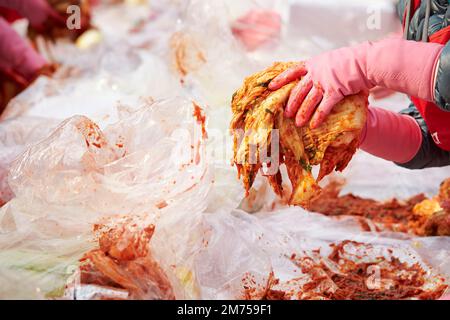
[75,119,108,150]
[307,178,450,237]
[241,240,448,300]
[308,180,431,236]
[156,200,168,209]
[79,217,175,300]
[192,102,208,139]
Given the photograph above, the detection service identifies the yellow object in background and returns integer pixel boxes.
[75,29,102,49]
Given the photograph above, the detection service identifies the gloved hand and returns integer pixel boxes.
[0,0,65,32]
[360,107,422,164]
[0,18,47,81]
[269,38,444,128]
[231,9,281,52]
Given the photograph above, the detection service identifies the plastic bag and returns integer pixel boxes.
[0,116,60,205]
[0,97,212,299]
[0,0,448,300]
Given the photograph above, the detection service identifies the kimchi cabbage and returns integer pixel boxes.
[231,62,367,207]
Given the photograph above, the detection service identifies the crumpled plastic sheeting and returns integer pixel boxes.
[0,98,213,299]
[152,207,450,299]
[169,0,290,107]
[0,3,186,204]
[2,50,181,126]
[0,0,449,299]
[0,117,60,205]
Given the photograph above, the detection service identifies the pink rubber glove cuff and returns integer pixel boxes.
[360,107,423,164]
[365,39,443,102]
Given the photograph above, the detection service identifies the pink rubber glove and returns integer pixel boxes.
[0,18,47,81]
[360,107,422,164]
[0,0,65,31]
[231,9,281,52]
[269,38,444,128]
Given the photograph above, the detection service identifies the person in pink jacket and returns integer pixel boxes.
[269,0,450,170]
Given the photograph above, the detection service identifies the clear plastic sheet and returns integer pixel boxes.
[0,97,213,299]
[0,0,448,299]
[0,116,60,205]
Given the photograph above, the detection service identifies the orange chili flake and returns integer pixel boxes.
[192,102,208,139]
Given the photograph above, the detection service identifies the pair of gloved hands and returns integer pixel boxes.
[268,38,444,164]
[0,0,64,82]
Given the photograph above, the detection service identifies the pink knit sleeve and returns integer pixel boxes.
[360,107,423,164]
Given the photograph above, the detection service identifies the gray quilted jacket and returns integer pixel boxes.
[395,0,450,169]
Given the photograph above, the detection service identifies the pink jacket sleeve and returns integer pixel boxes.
[269,38,444,128]
[0,0,62,27]
[0,17,46,80]
[360,107,423,164]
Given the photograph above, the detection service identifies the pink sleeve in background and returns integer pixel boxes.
[0,0,41,21]
[0,0,64,27]
[231,9,281,52]
[360,107,423,164]
[0,18,46,80]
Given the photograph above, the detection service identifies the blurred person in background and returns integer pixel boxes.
[0,0,92,114]
[270,0,450,170]
[0,0,64,113]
